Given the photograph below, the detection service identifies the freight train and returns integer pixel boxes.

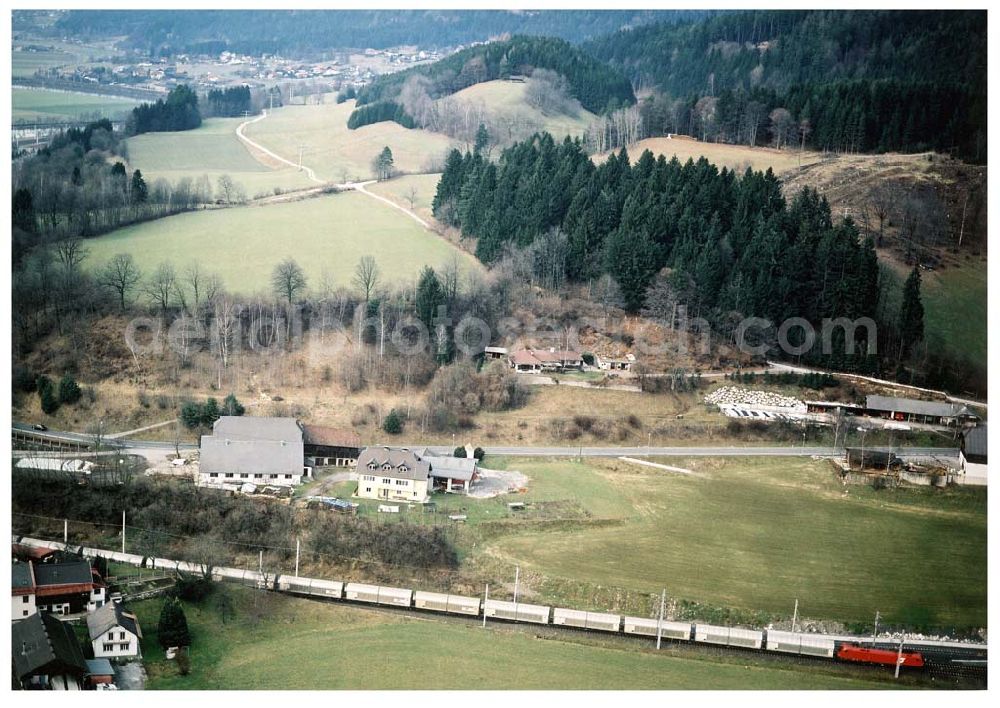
[17,538,956,671]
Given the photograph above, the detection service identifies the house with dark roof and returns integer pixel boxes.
[13,560,106,617]
[423,453,480,494]
[865,395,980,427]
[199,416,308,487]
[302,424,361,468]
[12,612,88,690]
[87,602,143,659]
[356,447,432,503]
[960,424,987,486]
[508,348,584,373]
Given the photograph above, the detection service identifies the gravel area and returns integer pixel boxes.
[468,467,529,499]
[115,661,146,690]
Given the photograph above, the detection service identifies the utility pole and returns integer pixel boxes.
[513,566,520,605]
[298,144,305,170]
[121,510,126,554]
[792,598,799,632]
[655,589,666,649]
[295,538,300,578]
[258,550,263,575]
[482,584,489,628]
[63,519,68,544]
[873,610,880,644]
[894,635,905,679]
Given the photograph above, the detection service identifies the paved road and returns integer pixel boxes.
[14,424,959,460]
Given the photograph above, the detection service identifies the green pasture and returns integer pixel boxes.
[13,87,140,121]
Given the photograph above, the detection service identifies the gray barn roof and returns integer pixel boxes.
[12,562,35,591]
[13,612,87,680]
[212,416,303,442]
[87,602,142,641]
[357,447,430,481]
[425,455,479,482]
[866,395,976,419]
[200,416,304,476]
[85,658,114,677]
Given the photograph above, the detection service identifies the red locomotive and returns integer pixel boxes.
[836,643,925,668]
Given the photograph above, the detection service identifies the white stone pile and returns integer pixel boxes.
[705,386,802,409]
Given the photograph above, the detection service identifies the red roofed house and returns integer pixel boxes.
[508,348,583,373]
[12,561,107,618]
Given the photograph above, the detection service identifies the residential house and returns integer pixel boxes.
[355,447,431,503]
[87,602,143,660]
[12,562,37,620]
[302,424,361,468]
[12,612,88,690]
[960,424,987,486]
[484,346,508,360]
[199,416,308,487]
[14,561,107,617]
[508,348,584,373]
[596,353,635,371]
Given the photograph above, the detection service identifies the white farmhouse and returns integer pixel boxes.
[87,602,143,660]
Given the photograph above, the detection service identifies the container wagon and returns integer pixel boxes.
[278,576,344,599]
[623,617,692,641]
[344,582,412,607]
[552,608,621,633]
[413,591,481,616]
[695,625,763,649]
[765,631,836,658]
[483,599,550,625]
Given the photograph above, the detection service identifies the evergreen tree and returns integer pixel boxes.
[415,266,445,330]
[222,393,245,416]
[898,266,925,359]
[201,398,221,426]
[131,170,148,204]
[40,386,59,415]
[157,598,192,648]
[383,409,403,434]
[12,187,35,233]
[57,374,82,405]
[474,123,490,154]
[374,146,395,181]
[180,402,203,429]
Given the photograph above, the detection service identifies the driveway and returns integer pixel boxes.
[115,661,146,690]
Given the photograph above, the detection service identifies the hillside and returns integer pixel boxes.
[355,35,636,117]
[584,10,987,161]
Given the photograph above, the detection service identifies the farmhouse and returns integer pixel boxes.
[864,395,980,427]
[508,348,584,373]
[960,424,987,485]
[199,416,308,487]
[13,560,107,616]
[355,447,431,503]
[484,346,508,360]
[302,424,361,468]
[12,612,88,690]
[595,353,635,371]
[87,601,143,660]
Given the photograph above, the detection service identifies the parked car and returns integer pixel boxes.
[32,423,47,431]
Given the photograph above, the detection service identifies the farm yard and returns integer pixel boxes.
[83,190,482,294]
[13,87,140,121]
[133,585,896,690]
[461,456,986,631]
[243,97,459,183]
[124,117,315,199]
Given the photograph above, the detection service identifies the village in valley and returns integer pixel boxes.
[8,6,991,697]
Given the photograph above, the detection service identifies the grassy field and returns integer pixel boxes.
[134,585,896,689]
[919,259,988,372]
[84,191,482,294]
[600,136,825,175]
[245,97,458,183]
[13,87,140,121]
[447,80,596,142]
[473,456,986,630]
[124,118,314,199]
[366,173,443,224]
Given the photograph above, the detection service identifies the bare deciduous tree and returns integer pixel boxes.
[353,255,380,305]
[145,262,177,314]
[99,253,142,312]
[271,257,308,304]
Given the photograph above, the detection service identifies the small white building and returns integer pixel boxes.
[12,562,37,621]
[87,602,143,660]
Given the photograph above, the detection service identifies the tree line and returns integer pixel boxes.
[126,84,202,136]
[583,10,986,161]
[433,132,930,374]
[206,85,252,118]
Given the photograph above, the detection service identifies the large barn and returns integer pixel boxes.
[864,395,980,427]
[199,416,308,487]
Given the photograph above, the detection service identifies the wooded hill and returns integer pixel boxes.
[351,35,636,130]
[584,10,987,162]
[433,134,921,376]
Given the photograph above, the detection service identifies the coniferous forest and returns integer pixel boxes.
[434,134,894,372]
[126,85,202,136]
